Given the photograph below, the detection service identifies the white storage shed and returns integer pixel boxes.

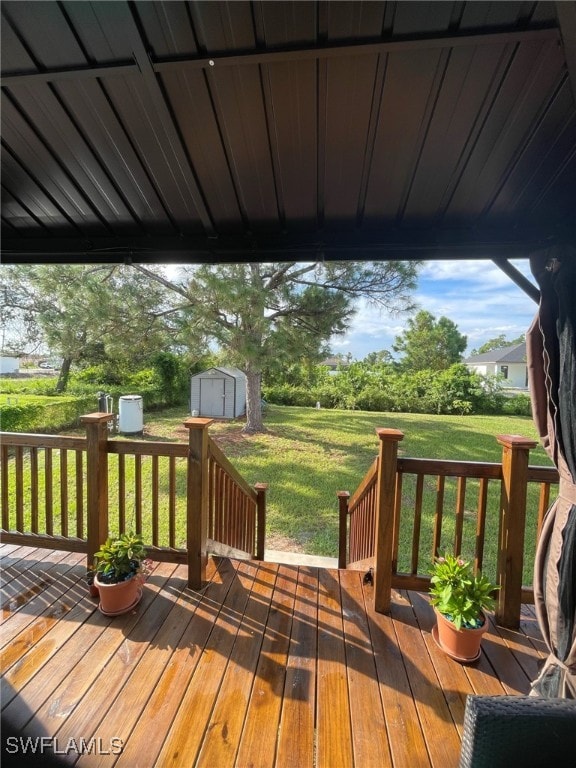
[190,367,246,419]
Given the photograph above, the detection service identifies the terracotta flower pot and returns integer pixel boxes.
[94,573,143,616]
[433,609,487,662]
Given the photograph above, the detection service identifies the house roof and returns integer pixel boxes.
[321,356,351,368]
[465,341,527,364]
[1,1,575,267]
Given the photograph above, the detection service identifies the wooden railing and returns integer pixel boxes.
[1,432,88,549]
[0,414,266,588]
[339,429,559,628]
[208,439,267,560]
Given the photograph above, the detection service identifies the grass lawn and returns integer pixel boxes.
[136,404,552,582]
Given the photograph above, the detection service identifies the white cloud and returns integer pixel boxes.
[330,259,538,359]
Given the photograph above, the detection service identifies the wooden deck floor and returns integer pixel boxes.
[1,544,546,768]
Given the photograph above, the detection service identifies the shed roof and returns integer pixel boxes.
[465,341,527,364]
[192,367,245,379]
[1,1,575,267]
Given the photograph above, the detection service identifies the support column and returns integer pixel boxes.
[81,413,114,567]
[374,428,404,614]
[495,434,537,628]
[184,417,213,589]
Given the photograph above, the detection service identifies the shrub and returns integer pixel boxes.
[0,395,95,432]
[263,384,318,407]
[152,352,188,405]
[355,385,396,412]
[502,394,532,416]
[0,378,58,396]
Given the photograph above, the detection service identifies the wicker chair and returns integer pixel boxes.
[459,695,576,768]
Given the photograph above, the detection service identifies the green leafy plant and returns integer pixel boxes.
[429,554,499,630]
[93,532,148,584]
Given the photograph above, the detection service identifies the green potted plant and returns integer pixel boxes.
[429,554,499,662]
[93,532,151,616]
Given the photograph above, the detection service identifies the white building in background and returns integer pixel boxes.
[465,342,527,389]
[0,355,20,374]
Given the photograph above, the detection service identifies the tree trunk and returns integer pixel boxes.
[243,369,265,434]
[55,357,72,393]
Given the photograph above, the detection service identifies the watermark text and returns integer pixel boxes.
[4,736,124,756]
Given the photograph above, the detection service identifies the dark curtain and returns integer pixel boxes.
[527,246,576,698]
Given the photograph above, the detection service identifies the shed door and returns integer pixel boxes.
[201,378,225,417]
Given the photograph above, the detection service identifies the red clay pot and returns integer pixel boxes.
[433,609,487,662]
[94,574,143,616]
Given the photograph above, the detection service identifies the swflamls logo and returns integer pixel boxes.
[4,736,124,755]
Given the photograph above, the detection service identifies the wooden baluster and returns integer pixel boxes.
[183,418,213,590]
[475,477,489,573]
[207,455,214,540]
[169,456,176,548]
[432,474,444,561]
[374,428,404,614]
[152,455,159,546]
[15,446,24,531]
[1,444,9,530]
[392,472,403,572]
[255,483,268,560]
[453,476,466,555]
[75,450,83,539]
[411,474,424,574]
[134,455,142,534]
[31,447,39,534]
[60,449,68,538]
[495,434,537,628]
[45,448,53,535]
[337,491,350,568]
[118,454,126,533]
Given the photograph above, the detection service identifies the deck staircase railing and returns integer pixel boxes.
[339,429,559,628]
[0,414,266,588]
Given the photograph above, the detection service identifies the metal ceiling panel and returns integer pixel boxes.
[1,0,574,263]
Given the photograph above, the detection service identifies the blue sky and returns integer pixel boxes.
[330,259,538,360]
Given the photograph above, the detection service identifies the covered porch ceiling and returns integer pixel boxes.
[1,1,575,268]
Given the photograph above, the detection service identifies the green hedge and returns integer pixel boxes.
[262,365,527,417]
[0,395,96,432]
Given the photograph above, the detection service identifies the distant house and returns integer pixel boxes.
[0,355,20,374]
[320,356,351,374]
[465,342,527,389]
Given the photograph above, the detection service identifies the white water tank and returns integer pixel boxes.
[118,395,143,434]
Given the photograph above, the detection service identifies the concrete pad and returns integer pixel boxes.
[264,549,338,569]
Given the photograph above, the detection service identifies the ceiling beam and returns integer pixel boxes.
[1,228,558,265]
[0,62,140,88]
[1,26,559,87]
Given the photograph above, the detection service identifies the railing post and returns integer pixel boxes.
[81,413,114,568]
[254,482,268,560]
[337,491,350,569]
[374,428,404,614]
[495,434,538,628]
[184,417,214,590]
